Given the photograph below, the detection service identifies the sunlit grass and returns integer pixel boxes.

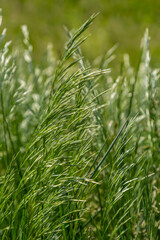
[0,12,159,239]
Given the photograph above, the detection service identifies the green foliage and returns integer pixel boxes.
[0,13,160,239]
[1,0,160,66]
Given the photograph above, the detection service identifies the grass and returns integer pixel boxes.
[0,12,160,239]
[2,0,160,67]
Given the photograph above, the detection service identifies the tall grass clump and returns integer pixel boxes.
[0,10,160,239]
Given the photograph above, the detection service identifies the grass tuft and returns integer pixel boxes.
[0,14,160,239]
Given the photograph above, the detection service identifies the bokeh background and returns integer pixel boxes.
[1,0,160,68]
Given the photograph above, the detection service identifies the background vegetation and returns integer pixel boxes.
[1,0,160,67]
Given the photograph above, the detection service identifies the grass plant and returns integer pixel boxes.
[0,11,160,239]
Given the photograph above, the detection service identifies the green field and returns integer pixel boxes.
[0,2,160,240]
[1,0,160,67]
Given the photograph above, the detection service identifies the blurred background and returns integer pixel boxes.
[1,0,160,69]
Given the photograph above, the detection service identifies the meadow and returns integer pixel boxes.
[0,12,160,239]
[1,0,160,67]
